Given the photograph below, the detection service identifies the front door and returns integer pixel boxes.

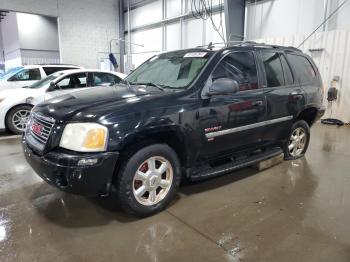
[197,51,266,160]
[45,73,89,100]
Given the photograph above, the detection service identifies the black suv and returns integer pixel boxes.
[23,43,325,216]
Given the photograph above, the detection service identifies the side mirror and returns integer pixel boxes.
[47,81,58,92]
[208,78,239,95]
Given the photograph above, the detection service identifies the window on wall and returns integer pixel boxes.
[166,23,181,51]
[205,13,226,44]
[184,19,203,48]
[166,0,182,18]
[261,52,284,88]
[286,54,316,84]
[212,52,259,91]
[124,0,226,68]
[126,0,162,29]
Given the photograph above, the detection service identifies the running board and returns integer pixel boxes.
[190,147,283,181]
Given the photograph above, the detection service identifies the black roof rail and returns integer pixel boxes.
[232,42,302,52]
[196,41,302,52]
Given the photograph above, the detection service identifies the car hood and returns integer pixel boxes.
[33,84,166,122]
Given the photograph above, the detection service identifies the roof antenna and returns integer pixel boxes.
[207,42,214,50]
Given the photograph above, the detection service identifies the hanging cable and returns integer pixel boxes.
[190,0,226,43]
[298,0,349,48]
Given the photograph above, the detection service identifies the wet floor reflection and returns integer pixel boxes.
[1,125,350,261]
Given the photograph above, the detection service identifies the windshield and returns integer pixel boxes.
[125,51,211,89]
[28,72,64,89]
[0,67,23,80]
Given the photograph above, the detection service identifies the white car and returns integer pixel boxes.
[0,69,126,134]
[0,64,82,90]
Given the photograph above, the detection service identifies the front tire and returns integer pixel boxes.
[283,120,310,160]
[6,105,32,134]
[115,144,181,217]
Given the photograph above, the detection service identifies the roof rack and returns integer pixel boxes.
[197,41,302,52]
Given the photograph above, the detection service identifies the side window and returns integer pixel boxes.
[286,54,316,84]
[93,73,121,86]
[212,51,259,91]
[56,73,87,90]
[261,52,284,88]
[9,68,41,81]
[43,67,57,76]
[280,54,294,85]
[43,67,78,76]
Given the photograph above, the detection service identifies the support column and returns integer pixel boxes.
[118,0,125,73]
[224,0,246,41]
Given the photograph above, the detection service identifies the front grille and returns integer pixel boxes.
[27,113,55,149]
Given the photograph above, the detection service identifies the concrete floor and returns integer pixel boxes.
[0,123,350,262]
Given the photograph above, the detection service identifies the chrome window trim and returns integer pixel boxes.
[205,115,293,139]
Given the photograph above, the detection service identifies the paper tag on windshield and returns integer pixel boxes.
[184,52,207,58]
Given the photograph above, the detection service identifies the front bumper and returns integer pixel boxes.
[22,137,119,196]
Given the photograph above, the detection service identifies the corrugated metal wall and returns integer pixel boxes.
[256,29,350,122]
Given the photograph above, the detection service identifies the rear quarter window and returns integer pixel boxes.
[43,67,78,76]
[286,54,316,84]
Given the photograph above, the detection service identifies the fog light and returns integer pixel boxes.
[77,158,98,166]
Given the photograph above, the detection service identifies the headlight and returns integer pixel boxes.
[59,123,108,152]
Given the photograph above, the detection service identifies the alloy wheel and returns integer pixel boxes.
[132,156,173,206]
[288,127,306,157]
[12,109,31,132]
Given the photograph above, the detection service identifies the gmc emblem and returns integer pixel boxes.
[31,123,43,136]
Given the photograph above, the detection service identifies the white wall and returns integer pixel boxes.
[0,12,22,69]
[245,0,350,40]
[17,13,59,51]
[0,0,120,69]
[57,0,119,68]
[256,30,350,122]
[246,0,350,121]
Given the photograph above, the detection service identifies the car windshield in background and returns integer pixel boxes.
[0,67,24,80]
[125,51,211,89]
[28,72,64,89]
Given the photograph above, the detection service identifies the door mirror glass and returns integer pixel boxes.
[208,78,239,95]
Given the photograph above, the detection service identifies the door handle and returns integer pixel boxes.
[289,93,303,100]
[251,100,264,107]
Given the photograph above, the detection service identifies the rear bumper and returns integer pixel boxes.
[22,137,119,196]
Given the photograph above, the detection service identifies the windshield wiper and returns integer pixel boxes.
[130,82,165,91]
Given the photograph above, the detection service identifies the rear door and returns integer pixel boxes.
[198,51,267,159]
[285,53,322,109]
[259,50,305,144]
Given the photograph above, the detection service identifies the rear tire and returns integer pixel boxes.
[6,105,32,134]
[115,144,181,217]
[283,120,310,160]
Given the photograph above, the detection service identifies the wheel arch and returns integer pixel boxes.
[296,107,318,127]
[113,127,191,181]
